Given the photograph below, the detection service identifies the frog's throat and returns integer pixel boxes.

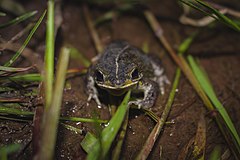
[96,81,138,90]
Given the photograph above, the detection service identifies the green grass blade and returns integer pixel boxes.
[0,115,30,122]
[0,0,26,16]
[69,46,91,67]
[0,105,107,123]
[60,116,107,123]
[209,146,221,160]
[0,144,21,160]
[94,11,116,26]
[61,123,83,134]
[195,0,240,31]
[6,73,42,82]
[180,0,240,31]
[0,66,33,72]
[178,32,197,55]
[4,10,46,67]
[38,46,70,160]
[81,132,97,154]
[44,0,55,109]
[180,0,216,19]
[112,110,129,160]
[0,106,33,116]
[81,90,131,160]
[0,87,14,92]
[0,10,37,28]
[188,55,240,150]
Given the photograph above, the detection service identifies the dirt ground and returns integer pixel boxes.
[0,0,240,159]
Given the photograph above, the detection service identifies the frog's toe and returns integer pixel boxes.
[128,100,142,109]
[128,100,152,109]
[87,94,102,107]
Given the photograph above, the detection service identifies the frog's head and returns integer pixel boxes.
[92,43,143,95]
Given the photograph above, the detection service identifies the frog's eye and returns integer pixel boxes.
[131,68,139,80]
[95,70,104,83]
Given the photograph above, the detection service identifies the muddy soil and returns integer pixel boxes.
[0,0,240,159]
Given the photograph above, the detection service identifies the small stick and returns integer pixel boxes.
[83,5,103,54]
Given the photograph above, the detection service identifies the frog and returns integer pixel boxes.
[86,41,169,109]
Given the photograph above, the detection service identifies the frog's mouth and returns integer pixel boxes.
[96,81,138,96]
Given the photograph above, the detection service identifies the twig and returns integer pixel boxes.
[83,5,103,54]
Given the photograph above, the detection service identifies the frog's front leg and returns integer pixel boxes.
[128,80,159,109]
[87,76,101,107]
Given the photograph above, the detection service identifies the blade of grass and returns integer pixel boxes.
[209,146,221,160]
[195,0,240,31]
[44,0,55,109]
[0,0,26,16]
[37,46,70,160]
[61,123,83,134]
[0,105,107,123]
[69,46,91,67]
[0,115,30,122]
[3,10,46,67]
[81,132,97,154]
[0,10,37,28]
[188,55,240,153]
[81,90,131,160]
[180,0,240,31]
[60,116,107,123]
[180,0,217,19]
[94,4,133,26]
[0,106,33,116]
[0,87,14,92]
[0,144,21,160]
[0,68,87,83]
[178,31,198,55]
[136,68,181,160]
[112,110,129,160]
[0,42,44,71]
[0,73,42,82]
[0,65,34,73]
